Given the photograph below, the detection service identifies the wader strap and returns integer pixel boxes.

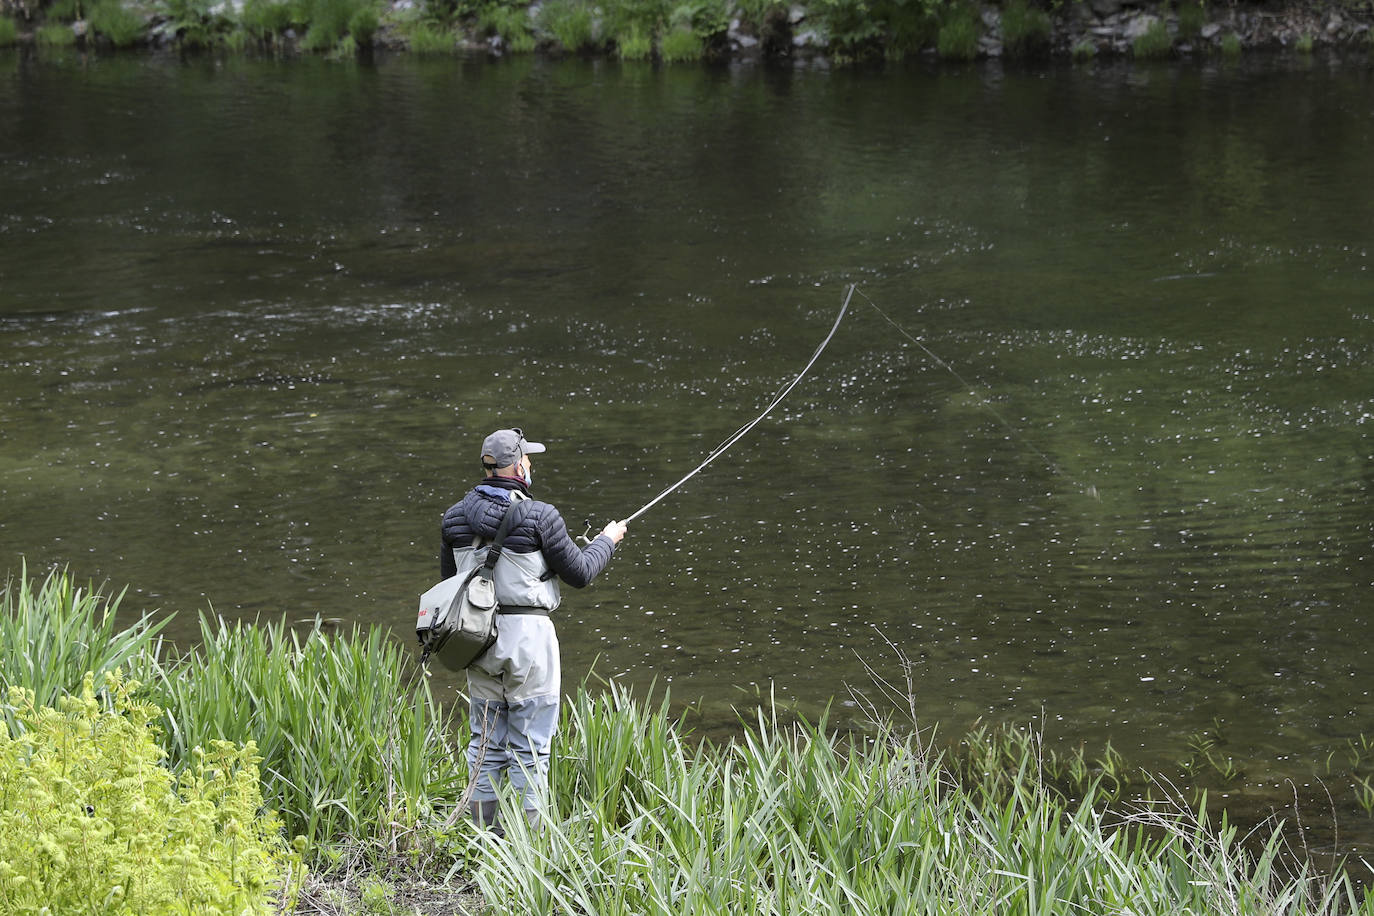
[483,499,531,573]
[497,606,551,616]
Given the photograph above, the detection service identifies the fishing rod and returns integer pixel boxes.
[604,280,1091,536]
[620,284,856,526]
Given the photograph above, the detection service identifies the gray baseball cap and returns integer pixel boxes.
[480,427,546,468]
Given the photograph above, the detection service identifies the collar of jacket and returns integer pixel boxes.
[476,476,530,500]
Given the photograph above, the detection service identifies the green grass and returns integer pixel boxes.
[937,4,979,59]
[240,0,295,38]
[1295,31,1314,52]
[0,15,19,45]
[349,4,380,43]
[329,32,358,55]
[812,0,882,54]
[600,0,667,47]
[1001,0,1051,57]
[10,569,1374,914]
[0,566,168,711]
[295,0,377,49]
[538,0,598,51]
[1072,36,1096,58]
[1220,30,1241,54]
[90,0,148,46]
[1132,18,1172,57]
[1176,0,1205,40]
[478,2,536,51]
[223,25,252,49]
[47,0,89,19]
[36,21,78,44]
[137,614,460,852]
[467,683,1374,916]
[406,21,456,51]
[615,21,652,58]
[658,25,701,59]
[880,0,939,60]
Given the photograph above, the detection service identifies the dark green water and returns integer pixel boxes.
[2,48,1371,843]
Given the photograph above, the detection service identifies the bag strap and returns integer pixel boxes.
[481,498,531,575]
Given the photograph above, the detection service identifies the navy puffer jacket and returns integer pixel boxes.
[440,476,616,586]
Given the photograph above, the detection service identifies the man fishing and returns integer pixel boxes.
[441,427,627,834]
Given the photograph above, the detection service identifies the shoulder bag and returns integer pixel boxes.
[417,497,530,671]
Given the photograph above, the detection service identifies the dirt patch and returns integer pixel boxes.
[293,867,487,915]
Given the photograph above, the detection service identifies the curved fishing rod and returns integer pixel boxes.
[622,284,856,526]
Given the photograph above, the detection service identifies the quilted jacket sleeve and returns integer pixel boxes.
[535,503,617,588]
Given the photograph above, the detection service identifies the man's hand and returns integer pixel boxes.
[601,520,628,544]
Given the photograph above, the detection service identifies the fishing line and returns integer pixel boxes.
[851,285,1098,499]
[620,284,856,526]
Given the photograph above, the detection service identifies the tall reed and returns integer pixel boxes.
[475,686,1374,916]
[138,615,462,852]
[0,564,168,710]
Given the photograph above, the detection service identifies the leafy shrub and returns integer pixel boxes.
[658,25,701,59]
[1001,0,1050,56]
[616,20,651,57]
[1175,0,1204,39]
[0,566,166,714]
[673,0,728,39]
[538,0,598,50]
[936,3,978,59]
[1220,30,1240,55]
[478,2,536,51]
[875,0,938,58]
[405,20,455,50]
[157,0,231,46]
[1295,31,1313,52]
[240,0,295,37]
[734,0,784,28]
[89,0,147,45]
[1131,18,1171,56]
[36,20,77,43]
[140,616,459,850]
[0,671,300,915]
[1071,36,1095,57]
[418,0,477,28]
[811,0,881,53]
[0,16,16,45]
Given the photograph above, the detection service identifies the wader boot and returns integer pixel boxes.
[470,800,504,838]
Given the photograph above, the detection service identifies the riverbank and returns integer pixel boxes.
[4,568,1374,914]
[2,0,1372,64]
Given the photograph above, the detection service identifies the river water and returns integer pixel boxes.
[2,48,1371,843]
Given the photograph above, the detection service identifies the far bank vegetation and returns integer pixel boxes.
[2,0,1372,62]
